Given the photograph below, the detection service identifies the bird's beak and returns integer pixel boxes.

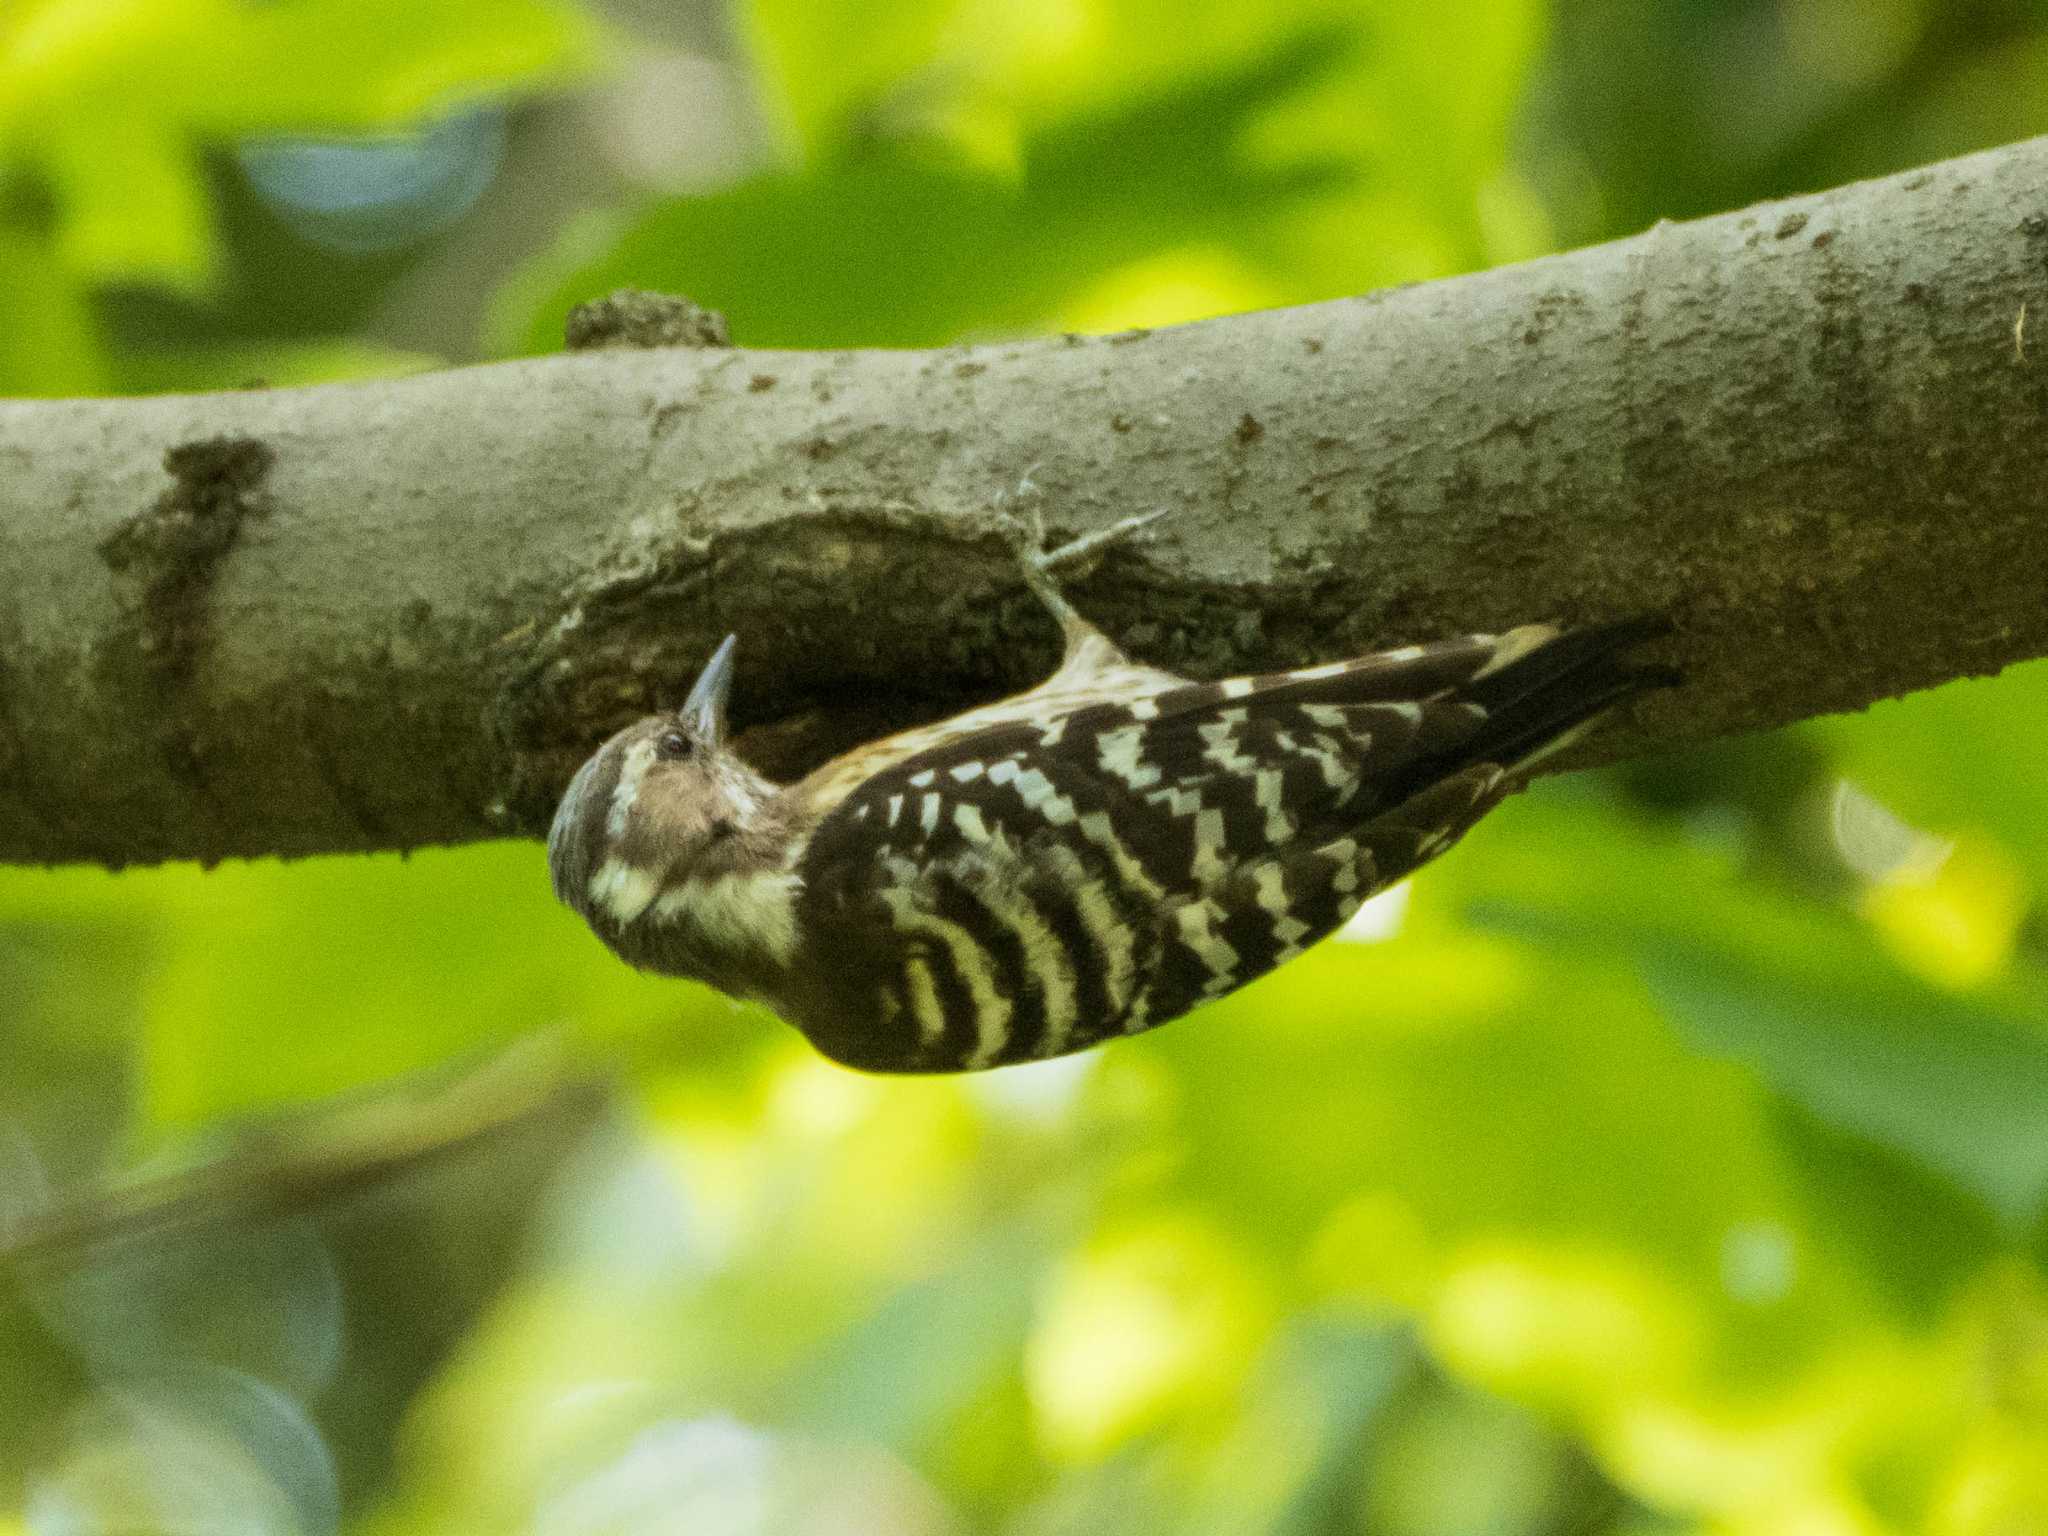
[681,633,738,746]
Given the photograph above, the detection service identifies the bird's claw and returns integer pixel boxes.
[988,482,1168,640]
[1035,509,1169,575]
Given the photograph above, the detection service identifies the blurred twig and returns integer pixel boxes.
[0,1042,611,1279]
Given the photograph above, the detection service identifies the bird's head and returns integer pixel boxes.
[547,635,783,944]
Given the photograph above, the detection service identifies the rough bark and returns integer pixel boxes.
[4,136,2047,867]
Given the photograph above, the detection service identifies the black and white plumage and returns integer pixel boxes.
[547,519,1676,1074]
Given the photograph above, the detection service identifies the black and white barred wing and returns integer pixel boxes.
[793,714,1173,1072]
[1031,632,1565,1034]
[792,621,1668,1072]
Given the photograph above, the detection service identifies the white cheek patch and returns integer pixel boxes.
[653,870,803,967]
[606,738,658,840]
[719,761,762,819]
[589,857,661,925]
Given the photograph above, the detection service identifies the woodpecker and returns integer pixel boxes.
[548,513,1676,1073]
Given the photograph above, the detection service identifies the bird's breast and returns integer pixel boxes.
[642,866,806,995]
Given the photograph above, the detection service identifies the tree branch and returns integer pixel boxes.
[5,136,2047,866]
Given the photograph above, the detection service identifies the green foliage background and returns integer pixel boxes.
[5,2,2048,1532]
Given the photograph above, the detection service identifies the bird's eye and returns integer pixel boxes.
[655,730,691,762]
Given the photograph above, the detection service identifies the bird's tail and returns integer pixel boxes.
[1454,616,1679,774]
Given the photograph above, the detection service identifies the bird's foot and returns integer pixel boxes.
[991,469,1168,636]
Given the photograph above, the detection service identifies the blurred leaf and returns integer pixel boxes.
[1112,929,1877,1517]
[1185,1316,1413,1536]
[1764,1107,2001,1322]
[508,0,1555,347]
[1010,1452,1169,1536]
[1360,1368,1615,1536]
[741,0,962,154]
[1105,774,2048,1490]
[1027,1210,1276,1461]
[786,1223,1042,1453]
[1247,0,1550,279]
[1808,658,2048,885]
[1642,948,2048,1236]
[112,339,439,394]
[0,0,604,291]
[510,0,1552,349]
[21,1370,338,1536]
[1141,924,1790,1289]
[1005,1316,1410,1535]
[2,1052,614,1515]
[1859,835,2028,987]
[1451,792,2048,1236]
[0,847,732,1130]
[501,28,1357,352]
[34,104,214,288]
[0,921,146,1201]
[0,231,111,395]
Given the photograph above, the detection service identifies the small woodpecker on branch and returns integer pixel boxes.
[547,508,1678,1073]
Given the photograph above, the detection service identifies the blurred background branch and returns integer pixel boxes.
[4,134,2048,867]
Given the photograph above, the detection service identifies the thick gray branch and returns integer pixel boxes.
[5,137,2048,866]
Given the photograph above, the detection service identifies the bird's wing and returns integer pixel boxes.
[791,621,1672,1070]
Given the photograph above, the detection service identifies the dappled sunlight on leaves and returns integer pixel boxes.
[13,699,2048,1527]
[500,31,1364,353]
[1054,248,1285,336]
[1305,1191,1435,1312]
[503,0,1549,350]
[1427,1245,1701,1412]
[0,0,602,291]
[0,0,598,394]
[1809,659,2048,885]
[1859,835,2027,989]
[1026,1210,1275,1461]
[0,845,711,1129]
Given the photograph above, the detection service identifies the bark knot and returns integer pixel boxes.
[564,289,732,351]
